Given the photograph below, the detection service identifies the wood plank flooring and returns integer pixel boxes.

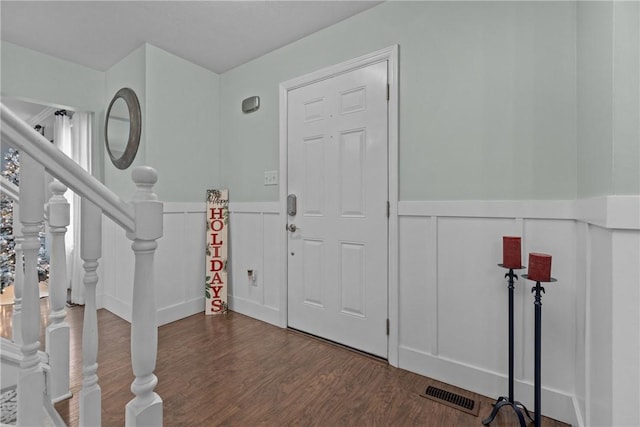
[1,301,569,426]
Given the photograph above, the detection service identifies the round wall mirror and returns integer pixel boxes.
[105,88,141,169]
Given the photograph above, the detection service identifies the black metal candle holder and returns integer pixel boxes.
[482,265,532,427]
[521,274,557,427]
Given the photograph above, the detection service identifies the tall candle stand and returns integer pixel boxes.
[522,274,557,427]
[482,265,532,427]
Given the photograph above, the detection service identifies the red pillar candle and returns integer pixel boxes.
[502,236,522,268]
[528,253,552,282]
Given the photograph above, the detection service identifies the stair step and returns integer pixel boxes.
[0,385,66,427]
[0,386,17,425]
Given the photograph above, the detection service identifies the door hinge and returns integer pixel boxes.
[386,201,390,218]
[386,318,390,335]
[386,83,390,101]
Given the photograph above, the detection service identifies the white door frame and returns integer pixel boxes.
[278,45,399,366]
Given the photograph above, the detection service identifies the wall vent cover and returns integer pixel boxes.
[420,384,480,416]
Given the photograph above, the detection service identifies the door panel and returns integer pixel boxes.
[287,61,388,358]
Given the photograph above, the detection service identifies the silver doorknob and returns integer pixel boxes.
[286,224,297,232]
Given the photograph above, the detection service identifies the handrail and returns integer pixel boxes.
[0,103,135,232]
[3,102,163,425]
[1,175,19,202]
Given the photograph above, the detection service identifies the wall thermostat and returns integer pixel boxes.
[242,96,260,113]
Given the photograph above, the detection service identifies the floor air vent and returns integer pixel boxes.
[420,384,480,416]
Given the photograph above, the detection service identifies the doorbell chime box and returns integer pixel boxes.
[242,96,260,113]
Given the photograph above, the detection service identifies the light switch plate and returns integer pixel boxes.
[264,170,278,186]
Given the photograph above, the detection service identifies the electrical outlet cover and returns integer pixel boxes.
[264,170,278,186]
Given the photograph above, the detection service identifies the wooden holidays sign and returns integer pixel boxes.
[205,189,229,315]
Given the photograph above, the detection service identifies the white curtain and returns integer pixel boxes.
[54,112,92,304]
[70,112,92,304]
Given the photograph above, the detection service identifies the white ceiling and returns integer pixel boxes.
[1,1,383,74]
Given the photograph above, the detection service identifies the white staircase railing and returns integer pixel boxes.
[2,171,71,405]
[1,102,163,426]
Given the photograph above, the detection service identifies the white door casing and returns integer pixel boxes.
[279,45,399,365]
[286,60,389,357]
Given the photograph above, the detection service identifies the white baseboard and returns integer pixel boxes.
[399,345,577,426]
[102,293,205,327]
[228,295,281,327]
[157,297,204,326]
[101,294,131,323]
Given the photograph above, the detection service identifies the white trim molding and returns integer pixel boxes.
[575,195,640,230]
[399,200,575,220]
[400,196,640,231]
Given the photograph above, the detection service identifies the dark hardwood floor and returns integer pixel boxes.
[1,300,568,426]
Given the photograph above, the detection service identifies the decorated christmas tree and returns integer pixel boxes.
[0,148,19,292]
[0,148,49,293]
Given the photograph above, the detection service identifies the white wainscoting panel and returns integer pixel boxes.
[100,217,134,321]
[154,203,207,325]
[398,216,431,354]
[397,197,640,426]
[585,225,613,426]
[97,196,639,427]
[572,221,588,426]
[397,201,579,425]
[609,230,640,426]
[227,202,283,326]
[521,219,577,392]
[101,203,207,326]
[228,212,263,304]
[262,213,283,311]
[100,202,284,327]
[436,217,517,375]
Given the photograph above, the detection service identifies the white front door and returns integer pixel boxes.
[286,60,389,358]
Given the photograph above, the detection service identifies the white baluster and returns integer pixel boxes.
[79,199,102,427]
[46,180,71,402]
[125,166,163,426]
[16,153,45,427]
[12,203,24,346]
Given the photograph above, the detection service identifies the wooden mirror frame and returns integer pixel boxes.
[105,87,142,170]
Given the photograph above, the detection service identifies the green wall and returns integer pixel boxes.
[577,1,640,198]
[611,2,640,196]
[104,44,221,201]
[1,41,104,113]
[145,45,221,202]
[2,41,221,202]
[220,1,578,202]
[104,45,147,198]
[1,41,105,177]
[3,1,637,202]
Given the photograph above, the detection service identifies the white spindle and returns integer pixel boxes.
[46,180,71,402]
[16,153,45,426]
[125,166,163,426]
[12,203,24,346]
[79,199,102,427]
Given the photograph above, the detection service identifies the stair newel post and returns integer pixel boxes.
[79,199,102,427]
[46,180,71,402]
[16,153,45,427]
[125,166,163,426]
[12,203,24,346]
